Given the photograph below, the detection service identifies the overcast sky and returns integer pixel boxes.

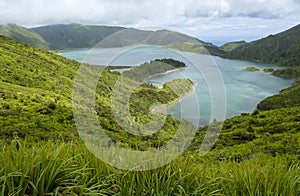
[1,0,299,45]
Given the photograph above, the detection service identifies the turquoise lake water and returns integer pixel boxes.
[61,45,293,127]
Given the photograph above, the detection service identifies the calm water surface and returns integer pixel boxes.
[61,46,293,127]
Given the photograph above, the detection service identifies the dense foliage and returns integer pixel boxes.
[257,66,300,110]
[224,24,300,66]
[154,58,186,68]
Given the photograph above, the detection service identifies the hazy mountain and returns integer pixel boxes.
[0,24,48,50]
[98,28,225,55]
[0,23,224,55]
[97,28,152,47]
[31,24,125,50]
[5,23,300,62]
[224,24,300,66]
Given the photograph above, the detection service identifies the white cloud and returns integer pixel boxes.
[182,0,300,19]
[0,0,299,44]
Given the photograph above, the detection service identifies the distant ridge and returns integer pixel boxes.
[2,23,299,62]
[224,24,300,66]
[98,28,225,55]
[31,24,125,50]
[0,23,223,55]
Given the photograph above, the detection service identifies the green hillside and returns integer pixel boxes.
[0,35,195,148]
[220,40,248,52]
[257,66,300,110]
[224,24,300,66]
[0,24,48,50]
[31,24,125,50]
[0,35,79,140]
[0,36,299,195]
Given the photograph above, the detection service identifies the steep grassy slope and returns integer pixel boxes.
[224,24,300,66]
[0,35,79,140]
[0,24,48,50]
[31,24,125,49]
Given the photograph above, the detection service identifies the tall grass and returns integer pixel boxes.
[0,140,299,195]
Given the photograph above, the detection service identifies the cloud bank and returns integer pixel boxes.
[1,0,299,45]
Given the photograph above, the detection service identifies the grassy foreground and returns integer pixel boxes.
[1,140,299,196]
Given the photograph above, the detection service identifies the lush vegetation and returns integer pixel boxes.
[154,58,186,68]
[257,66,300,110]
[224,24,300,66]
[122,58,186,81]
[0,35,299,195]
[0,35,194,149]
[0,24,48,50]
[191,106,300,160]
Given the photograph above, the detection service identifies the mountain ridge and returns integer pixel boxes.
[1,23,300,65]
[31,23,125,50]
[0,23,224,55]
[223,24,300,66]
[98,27,225,55]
